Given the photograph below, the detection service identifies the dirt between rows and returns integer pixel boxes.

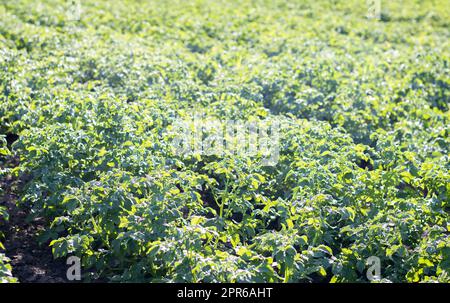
[0,158,68,283]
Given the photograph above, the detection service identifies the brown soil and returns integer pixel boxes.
[0,158,69,283]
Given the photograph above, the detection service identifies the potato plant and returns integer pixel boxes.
[0,136,16,283]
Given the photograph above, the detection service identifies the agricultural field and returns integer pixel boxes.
[0,0,449,283]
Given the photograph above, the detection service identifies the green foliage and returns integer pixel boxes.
[0,0,449,282]
[0,136,16,283]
